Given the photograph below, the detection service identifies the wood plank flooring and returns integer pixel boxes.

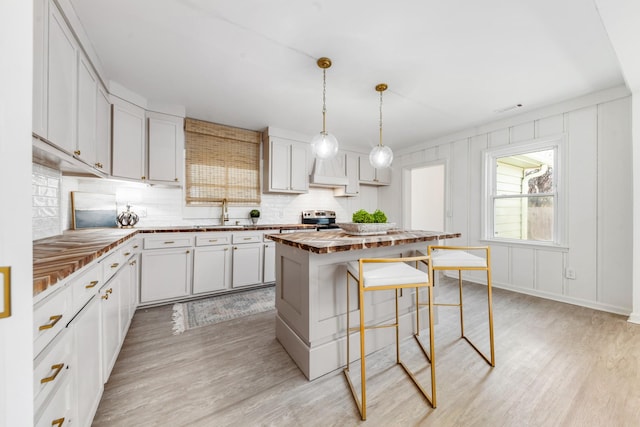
[93,278,640,426]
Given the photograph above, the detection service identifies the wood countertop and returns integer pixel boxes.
[32,224,315,297]
[265,229,462,254]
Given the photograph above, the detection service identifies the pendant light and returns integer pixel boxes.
[369,83,393,169]
[310,57,339,159]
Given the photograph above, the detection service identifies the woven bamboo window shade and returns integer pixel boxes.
[185,118,261,205]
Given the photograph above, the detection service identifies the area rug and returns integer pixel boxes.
[172,286,275,334]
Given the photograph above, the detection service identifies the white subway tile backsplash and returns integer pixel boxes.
[32,163,62,240]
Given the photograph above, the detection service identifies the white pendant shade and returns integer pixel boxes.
[369,144,393,169]
[311,131,339,159]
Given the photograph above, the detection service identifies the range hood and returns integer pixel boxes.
[309,155,348,187]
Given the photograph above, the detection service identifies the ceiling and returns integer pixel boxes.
[68,0,625,152]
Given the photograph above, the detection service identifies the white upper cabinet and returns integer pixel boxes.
[95,86,111,172]
[46,0,78,154]
[76,55,97,163]
[147,111,184,184]
[111,97,146,181]
[33,0,48,138]
[263,134,309,193]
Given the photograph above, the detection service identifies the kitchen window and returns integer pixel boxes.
[184,118,261,205]
[482,135,565,246]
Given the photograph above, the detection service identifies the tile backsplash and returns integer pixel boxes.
[33,165,377,239]
[32,163,62,240]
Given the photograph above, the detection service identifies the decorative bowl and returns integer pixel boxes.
[336,222,397,236]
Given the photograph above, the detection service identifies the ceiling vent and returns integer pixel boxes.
[494,103,523,114]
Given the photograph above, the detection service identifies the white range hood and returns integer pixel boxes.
[308,155,348,187]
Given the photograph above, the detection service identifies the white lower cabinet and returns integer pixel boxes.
[193,245,232,294]
[70,296,102,427]
[232,233,263,288]
[140,235,193,303]
[35,370,73,427]
[100,275,121,381]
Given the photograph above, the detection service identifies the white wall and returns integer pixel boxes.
[0,0,34,425]
[380,87,633,315]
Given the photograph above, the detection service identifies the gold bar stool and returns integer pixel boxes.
[417,246,495,367]
[344,255,436,421]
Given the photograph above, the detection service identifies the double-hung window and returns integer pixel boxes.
[483,135,565,246]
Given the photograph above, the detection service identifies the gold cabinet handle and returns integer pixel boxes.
[233,246,238,250]
[164,241,175,244]
[110,263,119,269]
[224,248,229,251]
[141,176,146,180]
[94,162,103,169]
[186,250,190,254]
[85,280,99,289]
[74,150,81,155]
[40,363,65,384]
[124,252,131,256]
[133,245,139,249]
[209,239,218,242]
[106,288,113,294]
[129,260,136,266]
[52,417,65,427]
[174,178,178,182]
[101,293,109,300]
[243,237,252,241]
[39,315,62,331]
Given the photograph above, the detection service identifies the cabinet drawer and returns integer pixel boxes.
[35,370,73,427]
[232,233,262,244]
[101,251,121,284]
[144,235,193,250]
[34,327,72,410]
[196,233,231,247]
[34,285,72,357]
[71,263,101,313]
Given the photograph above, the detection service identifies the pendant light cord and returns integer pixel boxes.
[322,69,327,133]
[379,89,384,147]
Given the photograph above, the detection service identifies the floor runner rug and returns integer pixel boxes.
[172,286,275,334]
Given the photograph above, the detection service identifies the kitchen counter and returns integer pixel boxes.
[270,228,461,380]
[266,229,461,254]
[32,224,315,297]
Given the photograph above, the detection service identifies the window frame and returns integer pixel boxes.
[481,134,567,248]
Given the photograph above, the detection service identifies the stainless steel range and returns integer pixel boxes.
[301,210,340,230]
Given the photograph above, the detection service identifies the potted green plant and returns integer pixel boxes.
[249,209,260,224]
[337,209,395,235]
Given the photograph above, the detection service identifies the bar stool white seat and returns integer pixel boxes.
[344,255,436,421]
[417,246,495,367]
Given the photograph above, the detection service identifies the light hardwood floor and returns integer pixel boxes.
[93,278,640,426]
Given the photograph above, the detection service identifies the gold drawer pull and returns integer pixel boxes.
[101,293,109,300]
[85,280,99,289]
[52,417,65,427]
[209,239,218,242]
[74,150,81,155]
[164,241,175,244]
[106,288,113,294]
[243,237,252,241]
[124,252,131,256]
[39,315,62,331]
[40,363,64,384]
[129,260,137,266]
[133,245,139,249]
[110,263,119,269]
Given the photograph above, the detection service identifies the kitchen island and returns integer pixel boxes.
[266,229,461,380]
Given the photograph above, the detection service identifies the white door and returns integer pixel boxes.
[407,163,446,231]
[1,1,35,425]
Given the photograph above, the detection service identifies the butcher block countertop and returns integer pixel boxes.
[266,229,462,254]
[32,224,315,297]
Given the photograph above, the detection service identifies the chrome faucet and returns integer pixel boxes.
[221,198,229,224]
